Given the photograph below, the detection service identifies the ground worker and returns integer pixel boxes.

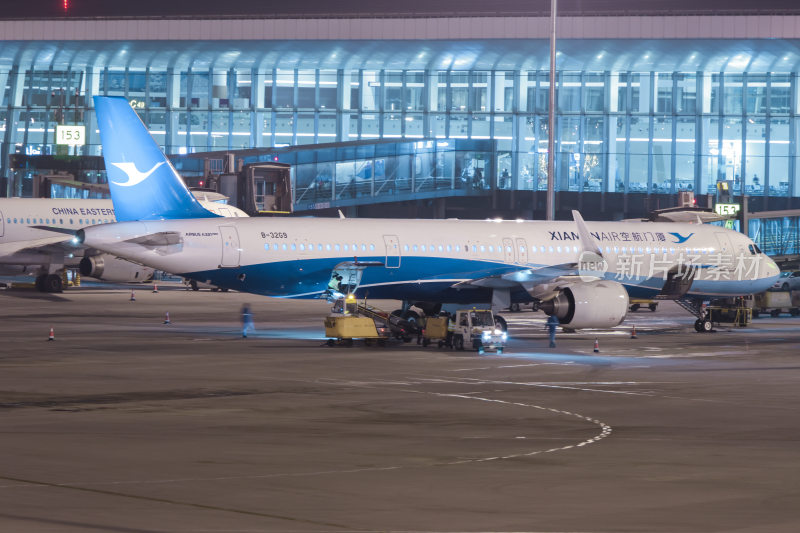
[545,314,559,348]
[241,304,255,338]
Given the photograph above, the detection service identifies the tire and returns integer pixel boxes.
[422,338,430,347]
[630,304,640,312]
[510,303,520,313]
[694,319,704,332]
[782,283,790,291]
[45,274,63,293]
[35,274,46,292]
[790,309,800,317]
[454,335,465,351]
[493,315,508,332]
[770,309,781,317]
[649,303,658,311]
[402,309,420,324]
[702,320,713,332]
[190,280,199,291]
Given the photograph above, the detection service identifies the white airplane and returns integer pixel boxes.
[0,196,247,292]
[76,96,780,330]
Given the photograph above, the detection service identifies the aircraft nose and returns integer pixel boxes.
[761,255,781,286]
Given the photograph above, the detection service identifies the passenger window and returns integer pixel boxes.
[369,244,375,251]
[438,245,444,252]
[472,245,477,253]
[334,244,340,251]
[344,244,349,251]
[291,243,297,250]
[264,243,270,251]
[557,246,562,253]
[299,243,305,251]
[282,243,288,251]
[421,245,427,252]
[403,244,409,252]
[413,244,418,252]
[480,245,486,252]
[488,245,493,253]
[361,244,367,251]
[455,245,461,252]
[318,244,323,251]
[549,246,554,253]
[325,244,331,251]
[446,244,452,252]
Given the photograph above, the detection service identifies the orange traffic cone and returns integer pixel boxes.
[152,284,159,293]
[593,338,600,353]
[630,324,638,339]
[48,327,55,341]
[163,311,171,325]
[130,289,136,301]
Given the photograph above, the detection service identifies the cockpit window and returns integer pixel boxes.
[748,244,762,255]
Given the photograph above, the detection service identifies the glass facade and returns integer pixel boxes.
[3,64,800,201]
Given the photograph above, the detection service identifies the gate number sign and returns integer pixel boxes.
[56,125,85,146]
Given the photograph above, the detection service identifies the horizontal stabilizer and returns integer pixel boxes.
[124,231,183,247]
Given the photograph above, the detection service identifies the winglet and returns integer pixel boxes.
[338,210,346,219]
[94,96,219,222]
[572,210,602,255]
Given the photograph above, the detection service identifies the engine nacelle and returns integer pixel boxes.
[540,280,629,329]
[79,254,154,283]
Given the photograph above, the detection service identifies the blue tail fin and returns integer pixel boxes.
[94,96,219,222]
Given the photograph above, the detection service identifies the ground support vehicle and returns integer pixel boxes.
[420,316,451,348]
[448,309,507,354]
[751,291,800,318]
[700,296,752,329]
[629,298,658,312]
[324,295,419,346]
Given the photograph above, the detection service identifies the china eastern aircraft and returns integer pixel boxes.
[74,96,780,330]
[0,196,247,292]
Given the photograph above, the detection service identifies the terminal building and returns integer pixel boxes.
[1,9,800,256]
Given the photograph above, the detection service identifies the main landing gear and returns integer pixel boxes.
[35,273,63,293]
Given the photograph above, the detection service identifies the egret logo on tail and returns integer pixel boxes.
[110,162,165,187]
[668,232,694,244]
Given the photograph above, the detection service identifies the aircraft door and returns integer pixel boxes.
[515,237,528,264]
[502,237,514,264]
[383,234,400,268]
[219,225,241,267]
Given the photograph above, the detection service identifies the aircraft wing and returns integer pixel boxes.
[0,235,75,257]
[451,210,607,298]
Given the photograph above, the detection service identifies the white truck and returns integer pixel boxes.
[449,309,507,355]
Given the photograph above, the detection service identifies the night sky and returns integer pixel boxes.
[3,0,800,19]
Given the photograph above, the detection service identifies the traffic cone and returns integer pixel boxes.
[48,327,55,341]
[152,284,159,293]
[130,289,136,301]
[163,311,171,325]
[630,324,638,339]
[593,338,600,353]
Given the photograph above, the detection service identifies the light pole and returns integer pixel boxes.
[546,0,557,221]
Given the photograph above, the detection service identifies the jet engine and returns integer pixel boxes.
[79,254,155,283]
[539,280,629,329]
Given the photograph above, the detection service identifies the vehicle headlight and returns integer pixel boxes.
[482,331,491,339]
[494,328,502,335]
[501,332,508,340]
